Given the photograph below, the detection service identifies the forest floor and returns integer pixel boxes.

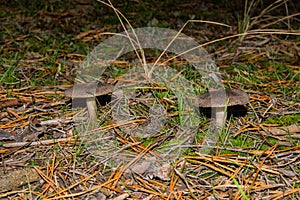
[0,0,300,199]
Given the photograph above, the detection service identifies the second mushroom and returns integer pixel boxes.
[64,82,114,124]
[197,89,249,128]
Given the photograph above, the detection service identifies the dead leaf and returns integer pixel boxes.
[0,129,17,141]
[266,124,300,135]
[0,168,40,193]
[110,193,129,200]
[0,99,23,108]
[150,163,171,181]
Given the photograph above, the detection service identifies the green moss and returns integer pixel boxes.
[264,114,300,126]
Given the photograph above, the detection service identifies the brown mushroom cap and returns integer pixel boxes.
[64,82,114,98]
[197,89,249,107]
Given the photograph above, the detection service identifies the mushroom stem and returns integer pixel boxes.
[214,107,227,128]
[86,97,97,125]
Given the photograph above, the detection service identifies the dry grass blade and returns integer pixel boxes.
[97,0,146,68]
[151,19,231,74]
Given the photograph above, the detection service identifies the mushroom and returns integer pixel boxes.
[64,82,114,124]
[197,89,249,128]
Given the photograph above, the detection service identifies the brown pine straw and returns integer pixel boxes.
[0,86,65,129]
[242,144,278,199]
[44,167,120,199]
[110,141,159,189]
[186,152,281,177]
[271,188,300,200]
[169,160,181,196]
[35,154,65,196]
[1,0,299,198]
[113,127,161,158]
